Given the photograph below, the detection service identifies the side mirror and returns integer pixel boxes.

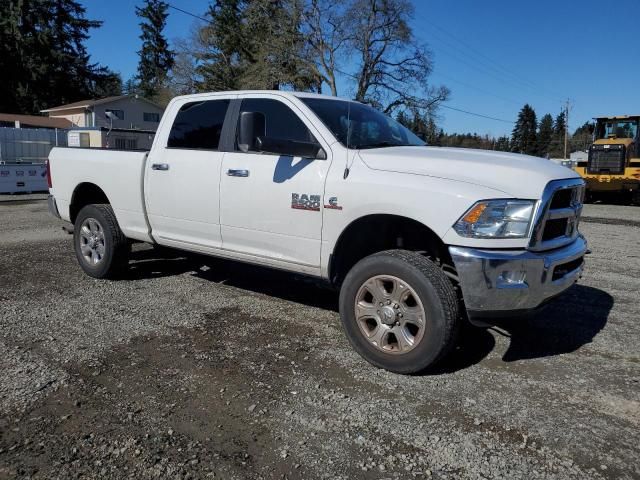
[238,111,265,152]
[256,136,327,160]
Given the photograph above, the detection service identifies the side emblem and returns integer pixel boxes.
[324,196,343,210]
[291,193,321,211]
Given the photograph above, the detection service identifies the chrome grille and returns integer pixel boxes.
[529,179,585,251]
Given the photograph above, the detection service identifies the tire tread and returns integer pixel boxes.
[382,249,459,366]
[340,249,459,374]
[75,204,129,279]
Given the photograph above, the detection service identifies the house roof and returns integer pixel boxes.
[41,95,162,113]
[0,113,73,129]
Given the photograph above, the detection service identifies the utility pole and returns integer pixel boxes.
[563,99,570,160]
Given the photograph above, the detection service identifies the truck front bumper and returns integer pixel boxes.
[449,235,587,320]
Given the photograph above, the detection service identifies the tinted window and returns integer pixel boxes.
[237,98,315,151]
[168,100,230,150]
[301,97,424,149]
[144,112,160,122]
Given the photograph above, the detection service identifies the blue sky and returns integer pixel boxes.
[82,0,639,137]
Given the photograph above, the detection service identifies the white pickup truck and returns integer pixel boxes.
[47,91,587,373]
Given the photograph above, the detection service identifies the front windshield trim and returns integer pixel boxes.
[300,97,426,150]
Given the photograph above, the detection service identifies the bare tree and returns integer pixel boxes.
[301,0,448,115]
[348,0,449,114]
[170,0,448,117]
[167,34,203,95]
[301,0,351,96]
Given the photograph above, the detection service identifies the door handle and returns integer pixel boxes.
[226,169,249,177]
[151,163,169,171]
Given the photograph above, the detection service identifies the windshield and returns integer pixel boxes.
[301,97,426,149]
[596,119,638,139]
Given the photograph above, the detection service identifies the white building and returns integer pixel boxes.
[40,95,164,150]
[41,95,164,131]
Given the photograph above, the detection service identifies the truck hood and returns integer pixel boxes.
[358,146,580,198]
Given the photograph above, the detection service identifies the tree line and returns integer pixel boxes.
[397,105,593,156]
[506,105,594,157]
[0,0,449,123]
[509,104,568,158]
[0,0,592,156]
[0,0,121,113]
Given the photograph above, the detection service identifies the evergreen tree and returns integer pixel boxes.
[0,0,120,113]
[510,104,538,155]
[409,112,428,140]
[549,111,567,157]
[196,0,245,92]
[196,0,317,92]
[396,111,410,129]
[136,0,174,99]
[536,113,554,157]
[571,121,595,152]
[424,117,439,144]
[495,136,510,152]
[243,0,317,90]
[395,110,439,144]
[554,111,567,136]
[123,77,141,96]
[92,72,123,98]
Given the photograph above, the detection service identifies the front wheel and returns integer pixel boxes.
[73,204,130,279]
[339,250,459,374]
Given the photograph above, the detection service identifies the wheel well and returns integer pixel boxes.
[70,183,110,224]
[329,214,454,287]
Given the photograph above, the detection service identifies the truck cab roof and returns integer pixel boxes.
[170,90,353,103]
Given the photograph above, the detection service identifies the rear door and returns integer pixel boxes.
[219,95,332,271]
[144,95,235,249]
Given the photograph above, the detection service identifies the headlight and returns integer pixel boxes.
[453,199,535,239]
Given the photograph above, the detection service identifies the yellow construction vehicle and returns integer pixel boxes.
[574,115,640,203]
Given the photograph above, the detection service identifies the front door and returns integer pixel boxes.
[219,95,332,270]
[145,96,234,249]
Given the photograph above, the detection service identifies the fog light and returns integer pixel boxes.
[497,270,528,289]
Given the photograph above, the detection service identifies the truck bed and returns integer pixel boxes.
[48,147,152,242]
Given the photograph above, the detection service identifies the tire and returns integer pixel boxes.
[339,250,459,374]
[73,204,130,279]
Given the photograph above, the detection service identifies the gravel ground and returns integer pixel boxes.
[0,196,638,479]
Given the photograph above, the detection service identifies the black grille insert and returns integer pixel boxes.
[552,257,583,281]
[549,188,573,209]
[587,145,625,174]
[542,218,568,241]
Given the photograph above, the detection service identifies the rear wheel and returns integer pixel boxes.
[339,250,459,374]
[74,204,129,279]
